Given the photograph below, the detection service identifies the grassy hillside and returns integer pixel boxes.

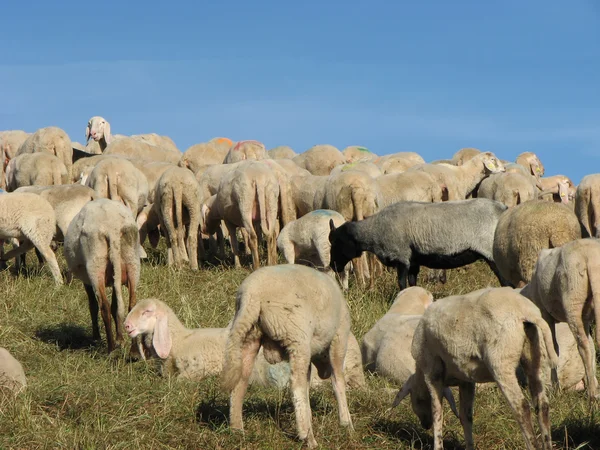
[0,248,598,449]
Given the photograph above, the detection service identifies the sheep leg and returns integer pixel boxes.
[186,209,201,269]
[95,282,116,352]
[423,376,445,450]
[162,206,180,267]
[542,313,560,388]
[34,244,63,286]
[229,338,261,431]
[84,283,101,341]
[458,382,476,450]
[225,222,241,268]
[111,286,125,348]
[408,264,420,286]
[288,349,317,448]
[485,259,511,287]
[568,316,598,400]
[241,228,251,255]
[396,264,409,291]
[329,337,354,430]
[0,239,33,261]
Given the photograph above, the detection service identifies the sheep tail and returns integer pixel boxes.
[255,180,270,235]
[528,316,559,369]
[107,173,120,203]
[351,186,365,221]
[107,229,125,325]
[221,290,261,392]
[52,163,62,186]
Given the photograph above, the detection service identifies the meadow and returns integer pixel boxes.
[1,246,599,450]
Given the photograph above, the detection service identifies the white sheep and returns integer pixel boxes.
[341,145,377,163]
[0,130,30,189]
[291,173,330,218]
[292,144,346,175]
[136,161,177,204]
[179,142,227,173]
[0,192,62,285]
[538,174,575,204]
[361,286,433,383]
[0,347,27,393]
[5,153,68,191]
[86,116,122,152]
[377,171,446,207]
[267,145,297,160]
[221,264,354,449]
[64,199,141,353]
[372,152,425,174]
[520,238,600,400]
[476,171,538,208]
[16,126,73,180]
[516,152,545,180]
[575,173,600,238]
[450,147,481,166]
[277,209,350,289]
[104,137,181,164]
[223,140,267,164]
[392,287,557,450]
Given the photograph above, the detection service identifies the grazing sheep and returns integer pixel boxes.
[551,322,586,391]
[0,347,27,393]
[0,192,62,285]
[268,145,297,160]
[328,198,508,290]
[221,264,354,449]
[575,173,600,237]
[392,287,557,450]
[516,152,545,180]
[476,172,537,208]
[269,158,310,178]
[408,151,505,200]
[64,199,141,353]
[209,137,234,154]
[196,160,246,202]
[179,142,227,173]
[361,287,433,384]
[292,144,346,176]
[373,152,425,174]
[450,147,481,166]
[223,140,267,164]
[342,146,377,163]
[291,174,330,218]
[13,184,97,241]
[72,154,129,184]
[493,200,581,287]
[377,171,446,207]
[330,161,382,178]
[202,161,279,269]
[137,161,176,204]
[539,175,574,204]
[5,153,68,191]
[16,126,73,180]
[86,158,149,219]
[130,133,180,155]
[257,159,296,227]
[152,167,203,270]
[104,137,180,164]
[520,238,600,399]
[277,209,350,289]
[1,130,30,189]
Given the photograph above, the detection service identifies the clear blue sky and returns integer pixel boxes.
[1,0,598,183]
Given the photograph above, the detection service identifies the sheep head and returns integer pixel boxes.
[124,298,172,359]
[328,219,361,273]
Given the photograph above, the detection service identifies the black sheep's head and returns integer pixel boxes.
[328,219,360,273]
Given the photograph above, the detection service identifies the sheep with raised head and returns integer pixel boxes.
[0,192,62,285]
[328,198,509,290]
[392,287,557,450]
[16,126,73,180]
[520,238,600,400]
[5,153,68,191]
[575,173,600,237]
[277,209,350,289]
[85,116,124,153]
[292,144,346,176]
[221,264,354,449]
[361,286,433,384]
[493,200,581,287]
[64,199,140,353]
[0,347,27,393]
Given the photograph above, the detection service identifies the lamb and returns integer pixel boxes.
[292,144,346,175]
[5,153,68,191]
[361,286,433,384]
[179,142,227,173]
[575,173,600,237]
[0,192,62,285]
[476,171,538,207]
[13,184,97,241]
[516,152,545,180]
[221,264,354,449]
[0,347,27,393]
[223,140,267,164]
[85,158,149,219]
[151,167,203,270]
[519,238,600,400]
[267,145,297,160]
[493,200,581,287]
[64,199,141,353]
[104,137,181,164]
[342,145,377,163]
[407,151,505,200]
[202,161,279,270]
[450,147,481,166]
[328,198,509,290]
[392,287,557,450]
[376,171,446,207]
[16,126,73,180]
[277,209,350,289]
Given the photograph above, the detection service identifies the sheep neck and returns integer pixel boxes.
[166,309,193,355]
[459,158,489,195]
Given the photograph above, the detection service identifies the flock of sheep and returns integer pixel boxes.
[1,118,600,449]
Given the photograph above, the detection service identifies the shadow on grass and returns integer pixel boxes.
[35,323,99,351]
[372,418,464,450]
[552,416,600,449]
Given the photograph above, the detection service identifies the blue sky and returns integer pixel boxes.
[1,0,598,183]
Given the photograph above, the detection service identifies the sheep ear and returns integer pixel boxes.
[483,158,497,172]
[443,387,459,418]
[103,121,112,146]
[329,219,336,233]
[152,312,172,359]
[85,124,90,142]
[201,203,211,225]
[558,181,569,204]
[391,375,414,408]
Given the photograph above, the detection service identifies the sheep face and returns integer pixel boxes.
[328,220,360,273]
[124,298,160,338]
[86,116,110,144]
[480,153,505,174]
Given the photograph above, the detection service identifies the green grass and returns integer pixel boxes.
[1,247,599,449]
